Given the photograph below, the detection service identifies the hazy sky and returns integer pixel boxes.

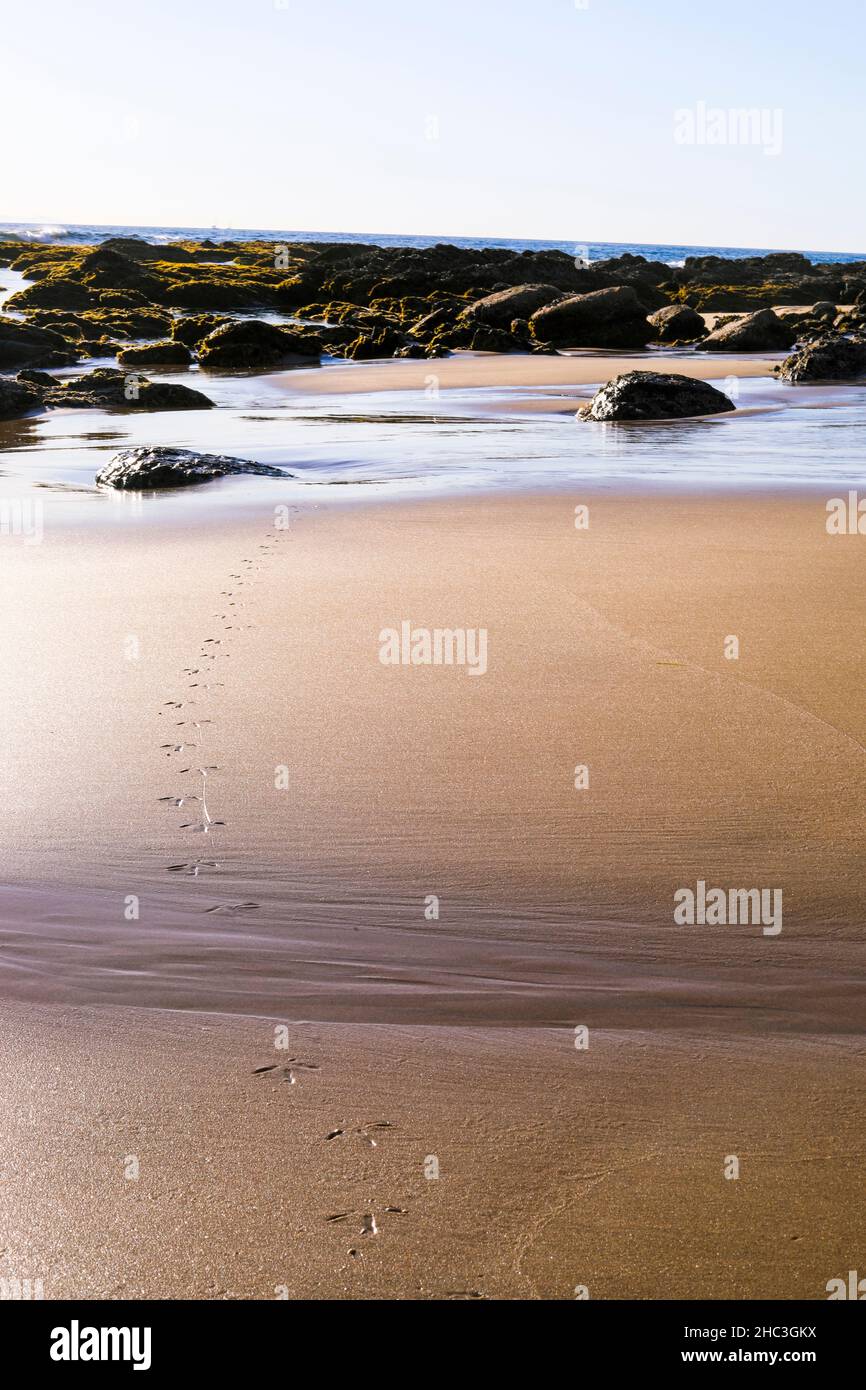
[3,0,864,251]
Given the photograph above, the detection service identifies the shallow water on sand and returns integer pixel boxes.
[2,357,866,519]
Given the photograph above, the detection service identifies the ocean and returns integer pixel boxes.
[1,221,865,268]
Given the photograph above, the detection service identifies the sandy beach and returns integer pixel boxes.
[1,483,863,1299]
[5,0,866,1334]
[277,348,781,397]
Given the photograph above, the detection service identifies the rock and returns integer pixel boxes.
[774,335,866,382]
[466,324,528,353]
[701,308,796,351]
[810,301,838,320]
[116,341,193,366]
[648,303,707,343]
[580,371,736,421]
[197,319,322,370]
[161,275,280,311]
[408,305,457,342]
[459,284,561,329]
[27,307,172,341]
[5,279,100,311]
[75,247,163,298]
[684,281,835,312]
[95,446,288,489]
[529,286,651,348]
[16,368,56,388]
[43,368,214,410]
[343,327,408,360]
[170,314,231,348]
[0,377,45,419]
[0,317,80,369]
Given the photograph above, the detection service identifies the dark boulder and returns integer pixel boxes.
[170,314,232,348]
[5,279,100,311]
[343,327,408,360]
[197,319,322,370]
[75,247,163,298]
[409,304,459,343]
[701,308,796,352]
[580,371,736,421]
[161,278,278,312]
[0,377,45,419]
[16,368,56,388]
[774,335,866,382]
[27,307,172,341]
[95,446,288,490]
[0,317,80,369]
[529,286,651,348]
[648,303,707,343]
[43,368,214,410]
[466,324,528,353]
[460,284,561,329]
[116,341,193,367]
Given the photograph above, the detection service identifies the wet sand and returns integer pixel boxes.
[0,488,863,1298]
[1,1002,862,1300]
[278,348,780,397]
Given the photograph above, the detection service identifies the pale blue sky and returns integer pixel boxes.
[2,0,863,251]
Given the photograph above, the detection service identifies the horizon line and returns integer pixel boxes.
[1,217,864,261]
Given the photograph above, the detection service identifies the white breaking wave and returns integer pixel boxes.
[15,224,70,241]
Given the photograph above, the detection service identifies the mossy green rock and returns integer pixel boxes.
[116,341,194,367]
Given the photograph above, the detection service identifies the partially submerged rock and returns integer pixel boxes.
[116,341,194,366]
[580,371,736,421]
[0,316,80,369]
[529,286,651,348]
[197,319,322,370]
[775,335,866,382]
[0,377,45,419]
[170,314,232,348]
[95,446,288,489]
[43,368,213,410]
[701,308,795,351]
[27,306,173,343]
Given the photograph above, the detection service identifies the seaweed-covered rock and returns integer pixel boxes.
[774,335,866,382]
[75,247,164,299]
[197,319,321,370]
[160,276,279,311]
[701,309,796,351]
[467,324,528,353]
[0,317,80,369]
[580,371,736,421]
[170,314,232,348]
[95,446,288,489]
[16,368,56,388]
[5,279,100,311]
[343,327,408,360]
[409,304,458,342]
[460,284,561,329]
[0,377,45,419]
[684,281,835,312]
[116,341,193,366]
[648,303,707,343]
[43,368,213,411]
[27,307,173,341]
[529,286,651,348]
